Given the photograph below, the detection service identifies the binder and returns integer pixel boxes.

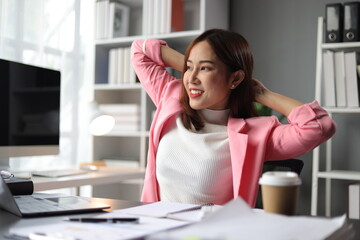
[334,51,347,107]
[344,2,360,42]
[344,51,360,107]
[171,0,184,32]
[322,50,337,107]
[325,3,344,43]
[348,181,360,219]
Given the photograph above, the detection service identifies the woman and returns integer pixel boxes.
[131,29,336,207]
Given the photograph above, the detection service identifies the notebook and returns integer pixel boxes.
[0,176,110,218]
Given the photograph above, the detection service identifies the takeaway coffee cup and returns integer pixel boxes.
[259,171,302,215]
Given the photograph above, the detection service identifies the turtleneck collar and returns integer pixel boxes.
[199,108,230,125]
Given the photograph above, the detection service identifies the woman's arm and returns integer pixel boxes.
[252,79,304,117]
[131,39,180,106]
[160,45,184,72]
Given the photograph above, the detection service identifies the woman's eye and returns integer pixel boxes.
[186,66,192,70]
[201,66,211,70]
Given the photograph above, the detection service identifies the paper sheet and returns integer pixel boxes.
[8,201,209,240]
[9,213,189,240]
[149,197,353,240]
[111,201,221,222]
[112,201,200,217]
[9,198,353,240]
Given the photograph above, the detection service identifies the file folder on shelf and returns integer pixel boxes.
[344,51,360,108]
[326,3,344,43]
[322,50,337,107]
[344,2,360,42]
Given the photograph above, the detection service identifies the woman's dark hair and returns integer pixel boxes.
[180,29,258,131]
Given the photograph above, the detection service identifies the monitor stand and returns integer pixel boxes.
[0,157,10,171]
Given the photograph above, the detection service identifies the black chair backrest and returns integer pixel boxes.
[262,159,304,176]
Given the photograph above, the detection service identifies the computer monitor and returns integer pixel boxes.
[0,58,61,170]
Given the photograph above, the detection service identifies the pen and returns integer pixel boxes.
[66,217,139,223]
[29,232,79,240]
[166,203,214,216]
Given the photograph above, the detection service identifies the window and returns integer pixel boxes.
[0,0,94,171]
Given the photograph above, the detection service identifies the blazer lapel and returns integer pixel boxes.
[227,117,248,197]
[152,97,181,149]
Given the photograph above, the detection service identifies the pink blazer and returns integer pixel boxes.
[131,39,336,207]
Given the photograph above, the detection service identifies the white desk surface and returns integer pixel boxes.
[31,167,145,191]
[0,198,144,239]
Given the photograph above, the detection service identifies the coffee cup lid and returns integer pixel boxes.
[259,171,302,186]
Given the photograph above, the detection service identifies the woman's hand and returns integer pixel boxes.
[251,78,269,102]
[251,78,304,117]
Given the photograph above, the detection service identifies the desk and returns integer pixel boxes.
[0,197,143,239]
[1,197,359,240]
[31,167,145,193]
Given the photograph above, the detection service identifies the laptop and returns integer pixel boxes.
[0,176,110,217]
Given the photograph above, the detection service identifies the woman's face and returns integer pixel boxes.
[183,40,233,110]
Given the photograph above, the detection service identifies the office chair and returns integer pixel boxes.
[255,158,304,209]
[262,158,304,176]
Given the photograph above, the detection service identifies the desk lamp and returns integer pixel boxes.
[89,103,115,136]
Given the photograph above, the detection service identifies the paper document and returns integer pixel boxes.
[9,213,189,240]
[114,201,202,217]
[9,201,217,240]
[149,198,355,240]
[9,198,353,240]
[112,201,220,222]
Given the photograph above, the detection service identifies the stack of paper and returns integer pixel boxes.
[8,198,354,240]
[149,198,355,240]
[99,104,140,133]
[113,201,218,222]
[8,201,202,240]
[103,157,140,168]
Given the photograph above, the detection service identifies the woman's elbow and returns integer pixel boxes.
[298,118,336,149]
[321,118,337,141]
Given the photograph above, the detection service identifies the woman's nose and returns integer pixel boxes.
[189,69,199,84]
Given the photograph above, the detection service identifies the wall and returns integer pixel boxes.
[230,0,360,217]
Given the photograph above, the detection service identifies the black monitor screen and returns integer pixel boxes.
[0,59,61,147]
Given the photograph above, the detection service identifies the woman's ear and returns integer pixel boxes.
[230,70,245,89]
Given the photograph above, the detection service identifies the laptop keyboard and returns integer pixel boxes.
[14,196,76,213]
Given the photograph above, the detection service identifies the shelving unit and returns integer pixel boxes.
[311,16,360,216]
[91,0,229,200]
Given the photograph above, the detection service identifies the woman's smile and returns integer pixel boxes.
[189,88,204,98]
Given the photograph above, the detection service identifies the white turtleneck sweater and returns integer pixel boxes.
[156,109,233,205]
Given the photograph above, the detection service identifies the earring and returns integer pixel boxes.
[231,84,235,89]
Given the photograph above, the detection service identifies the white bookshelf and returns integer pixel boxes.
[311,16,360,216]
[91,0,229,200]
